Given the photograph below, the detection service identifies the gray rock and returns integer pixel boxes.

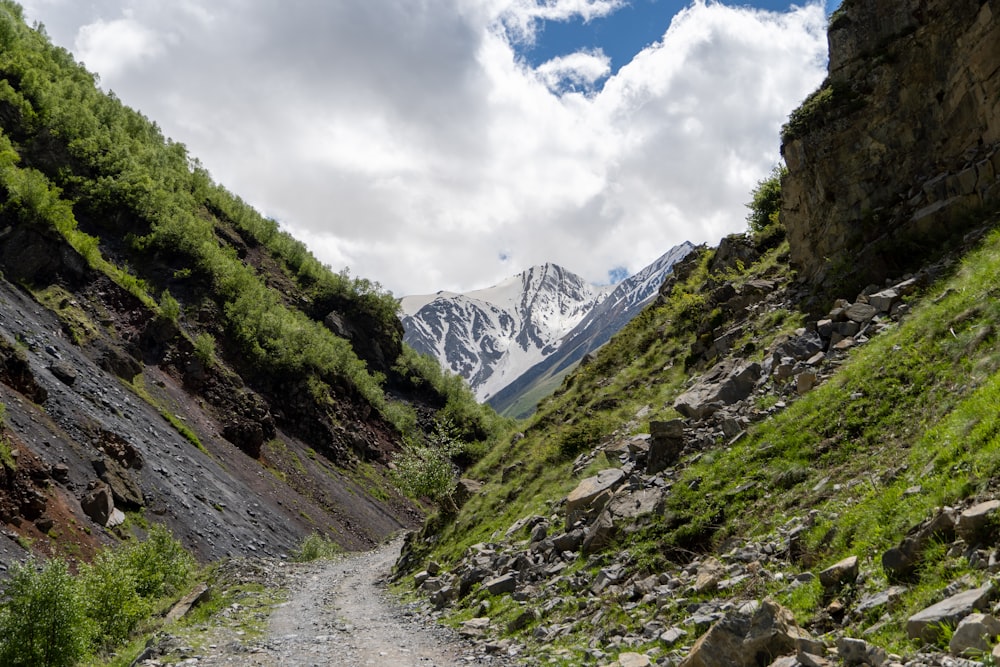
[837,636,887,666]
[819,555,858,590]
[80,483,114,526]
[949,612,1000,656]
[956,500,1000,544]
[648,419,685,473]
[845,302,878,323]
[906,583,994,642]
[565,468,626,528]
[674,360,762,421]
[484,573,517,596]
[679,599,814,667]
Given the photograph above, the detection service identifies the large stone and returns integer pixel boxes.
[483,573,517,596]
[906,583,994,642]
[956,500,1000,543]
[819,555,858,590]
[949,612,1000,656]
[680,600,814,667]
[836,636,887,667]
[674,360,762,421]
[883,509,958,581]
[80,483,114,526]
[565,468,626,528]
[648,419,685,473]
[582,510,616,555]
[844,303,878,324]
[618,653,653,667]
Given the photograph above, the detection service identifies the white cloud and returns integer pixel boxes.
[536,49,611,92]
[490,0,626,43]
[74,13,165,78]
[19,1,828,296]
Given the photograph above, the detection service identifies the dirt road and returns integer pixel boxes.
[186,537,515,667]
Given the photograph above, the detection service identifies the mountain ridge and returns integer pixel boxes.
[400,245,693,409]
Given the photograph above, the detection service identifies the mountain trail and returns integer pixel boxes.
[186,537,514,667]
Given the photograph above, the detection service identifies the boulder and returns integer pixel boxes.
[565,468,626,528]
[674,360,762,421]
[80,483,114,526]
[618,653,652,667]
[484,573,517,596]
[818,555,858,590]
[836,636,887,666]
[451,478,484,509]
[906,583,994,642]
[956,500,1000,544]
[883,509,958,581]
[949,612,1000,656]
[680,600,813,667]
[648,419,685,473]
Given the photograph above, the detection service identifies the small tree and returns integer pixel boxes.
[0,558,92,667]
[746,165,787,243]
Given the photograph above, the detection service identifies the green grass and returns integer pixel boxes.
[406,218,1000,657]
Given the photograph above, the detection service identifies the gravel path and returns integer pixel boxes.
[186,537,515,667]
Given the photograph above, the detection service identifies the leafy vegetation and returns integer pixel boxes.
[0,1,501,458]
[0,525,194,664]
[292,532,344,562]
[746,164,787,248]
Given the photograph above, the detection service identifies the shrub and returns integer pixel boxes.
[193,332,216,366]
[159,289,181,322]
[393,445,456,501]
[123,523,195,598]
[0,558,91,667]
[746,165,786,236]
[292,532,343,562]
[78,549,149,648]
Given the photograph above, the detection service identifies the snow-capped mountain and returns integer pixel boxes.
[400,243,695,409]
[400,264,609,401]
[487,242,695,417]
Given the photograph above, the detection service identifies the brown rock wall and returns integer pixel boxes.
[781,0,1000,288]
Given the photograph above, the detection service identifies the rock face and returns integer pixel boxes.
[781,0,1000,289]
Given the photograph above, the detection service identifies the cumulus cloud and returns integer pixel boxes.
[74,13,165,78]
[20,0,828,296]
[536,49,611,93]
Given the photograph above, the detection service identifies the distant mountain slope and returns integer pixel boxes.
[400,244,694,411]
[487,242,695,417]
[400,264,608,401]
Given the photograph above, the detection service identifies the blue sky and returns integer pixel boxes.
[21,0,832,295]
[519,0,842,84]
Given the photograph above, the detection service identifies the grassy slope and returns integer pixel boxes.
[413,214,1000,656]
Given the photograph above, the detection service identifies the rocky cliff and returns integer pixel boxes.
[781,0,1000,290]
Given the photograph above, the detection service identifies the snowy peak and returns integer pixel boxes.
[400,264,604,401]
[400,244,694,405]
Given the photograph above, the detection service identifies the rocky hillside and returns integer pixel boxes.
[394,2,1000,666]
[0,2,500,567]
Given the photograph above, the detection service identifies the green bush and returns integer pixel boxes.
[292,532,343,562]
[746,165,786,236]
[123,523,195,598]
[193,332,216,366]
[0,558,91,667]
[159,289,181,322]
[78,549,149,648]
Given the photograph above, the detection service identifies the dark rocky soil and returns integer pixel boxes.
[0,274,418,568]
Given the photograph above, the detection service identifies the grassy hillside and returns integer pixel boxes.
[0,0,503,456]
[400,209,1000,661]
